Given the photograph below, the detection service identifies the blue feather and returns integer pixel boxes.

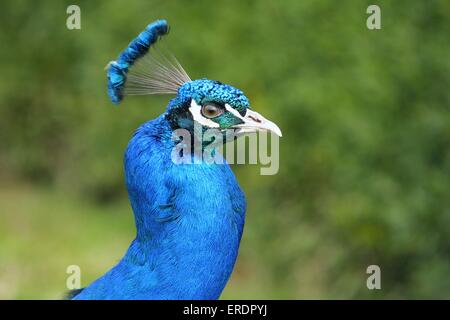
[73,115,246,299]
[107,19,169,104]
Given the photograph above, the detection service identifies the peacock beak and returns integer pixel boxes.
[230,108,282,137]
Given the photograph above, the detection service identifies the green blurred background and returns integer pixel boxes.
[0,0,449,299]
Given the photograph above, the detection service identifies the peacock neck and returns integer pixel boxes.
[121,115,246,299]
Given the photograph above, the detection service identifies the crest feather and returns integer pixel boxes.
[106,20,190,104]
[124,46,191,96]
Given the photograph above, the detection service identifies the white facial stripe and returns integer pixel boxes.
[225,103,246,121]
[189,100,220,128]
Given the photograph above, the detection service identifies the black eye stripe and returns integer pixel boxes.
[237,108,246,117]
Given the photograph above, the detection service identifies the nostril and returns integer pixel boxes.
[248,115,262,123]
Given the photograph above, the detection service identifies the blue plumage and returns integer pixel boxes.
[73,19,281,300]
[107,20,169,104]
[74,116,245,299]
[174,79,249,112]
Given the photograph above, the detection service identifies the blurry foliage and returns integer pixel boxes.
[0,0,449,298]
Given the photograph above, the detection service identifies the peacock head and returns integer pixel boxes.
[166,79,282,138]
[107,19,281,138]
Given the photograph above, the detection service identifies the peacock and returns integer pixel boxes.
[71,19,281,300]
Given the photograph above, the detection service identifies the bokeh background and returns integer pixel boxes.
[1,0,449,299]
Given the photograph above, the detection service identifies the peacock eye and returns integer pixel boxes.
[201,103,224,118]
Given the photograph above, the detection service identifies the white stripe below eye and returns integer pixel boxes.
[189,100,220,128]
[225,103,246,120]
